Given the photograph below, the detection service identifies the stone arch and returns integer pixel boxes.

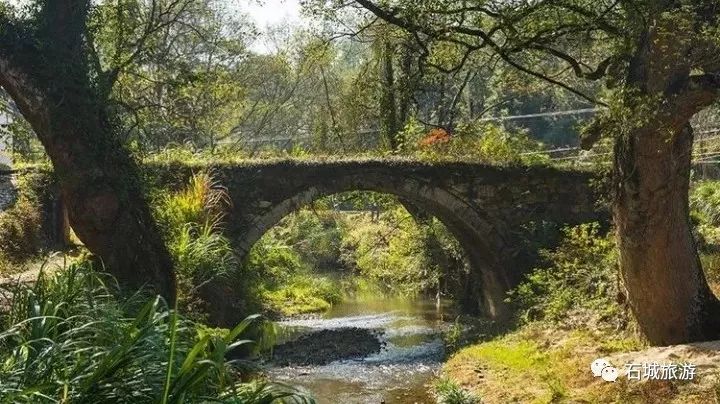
[231,171,514,319]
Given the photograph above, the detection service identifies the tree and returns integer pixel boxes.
[340,0,720,344]
[108,0,252,152]
[373,25,418,151]
[0,0,201,302]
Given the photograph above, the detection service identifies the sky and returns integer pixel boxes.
[239,0,302,27]
[5,0,307,54]
[235,0,304,53]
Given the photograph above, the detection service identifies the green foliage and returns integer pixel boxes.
[262,210,343,271]
[0,171,48,273]
[341,208,434,295]
[263,274,343,317]
[510,223,624,328]
[96,0,253,152]
[143,146,248,165]
[247,241,307,287]
[156,172,234,286]
[691,181,720,227]
[0,196,41,271]
[341,206,463,296]
[245,197,465,314]
[170,221,236,288]
[405,121,550,165]
[154,171,247,319]
[442,318,465,354]
[2,115,46,163]
[690,181,720,287]
[156,171,228,231]
[434,378,481,404]
[245,209,345,316]
[0,262,313,403]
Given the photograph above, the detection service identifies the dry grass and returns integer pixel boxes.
[443,324,720,403]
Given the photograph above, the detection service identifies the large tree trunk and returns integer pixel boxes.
[610,17,720,345]
[0,0,176,302]
[45,106,177,303]
[615,122,720,344]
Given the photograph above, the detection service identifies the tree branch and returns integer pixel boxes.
[554,0,625,37]
[105,0,194,92]
[353,0,606,106]
[0,13,48,133]
[531,45,614,80]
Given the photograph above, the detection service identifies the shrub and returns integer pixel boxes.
[170,221,236,288]
[0,171,48,272]
[246,240,307,287]
[443,318,465,353]
[259,209,343,272]
[246,198,466,313]
[341,207,455,296]
[154,171,245,319]
[244,208,347,316]
[434,378,481,404]
[156,170,228,232]
[0,197,41,266]
[0,262,313,403]
[406,121,550,165]
[689,181,720,290]
[509,223,626,329]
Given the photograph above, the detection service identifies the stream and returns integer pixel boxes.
[267,297,454,404]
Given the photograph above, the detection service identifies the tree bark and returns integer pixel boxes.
[614,24,720,344]
[380,40,401,152]
[615,121,720,344]
[0,1,176,303]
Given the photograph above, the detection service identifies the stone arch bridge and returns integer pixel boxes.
[152,159,604,319]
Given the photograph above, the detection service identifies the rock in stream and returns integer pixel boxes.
[271,327,385,366]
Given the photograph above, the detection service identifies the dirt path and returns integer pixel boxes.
[0,171,17,211]
[0,252,75,287]
[0,253,77,311]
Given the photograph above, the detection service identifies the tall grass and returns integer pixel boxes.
[157,171,229,230]
[154,171,250,320]
[157,170,234,284]
[0,262,313,403]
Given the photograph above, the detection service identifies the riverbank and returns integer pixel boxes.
[442,324,720,403]
[436,218,720,403]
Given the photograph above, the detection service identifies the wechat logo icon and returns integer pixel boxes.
[591,358,619,382]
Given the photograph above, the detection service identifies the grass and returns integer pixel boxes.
[139,121,559,168]
[153,170,261,324]
[262,274,343,317]
[439,219,720,403]
[0,261,314,403]
[441,321,720,403]
[434,377,481,404]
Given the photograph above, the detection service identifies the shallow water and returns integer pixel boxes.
[267,297,454,404]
